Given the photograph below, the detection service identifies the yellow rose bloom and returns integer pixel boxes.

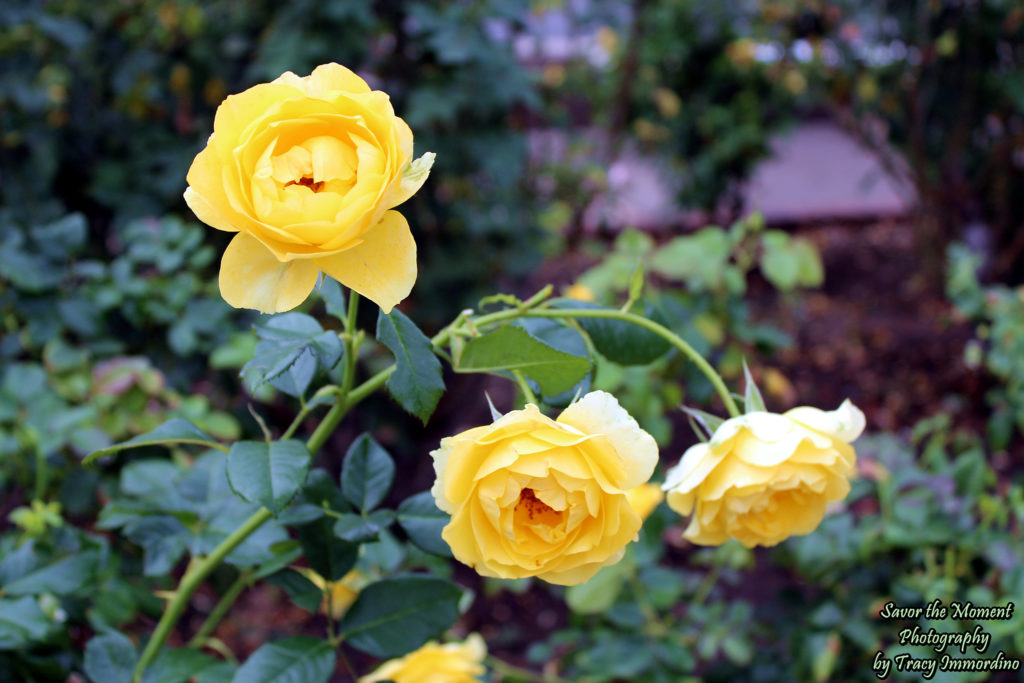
[663,399,865,547]
[359,633,486,683]
[625,482,664,521]
[430,391,659,586]
[184,63,433,314]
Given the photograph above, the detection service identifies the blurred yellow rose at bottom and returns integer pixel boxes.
[358,633,487,683]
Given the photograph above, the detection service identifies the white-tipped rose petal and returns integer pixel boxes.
[390,152,436,208]
[558,390,658,490]
[429,437,457,515]
[785,399,866,444]
[184,185,238,233]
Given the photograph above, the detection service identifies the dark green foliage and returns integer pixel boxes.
[457,324,591,397]
[376,309,445,423]
[338,575,462,658]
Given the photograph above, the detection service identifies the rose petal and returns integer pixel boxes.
[314,210,416,313]
[217,233,319,313]
[558,390,658,489]
[785,399,866,443]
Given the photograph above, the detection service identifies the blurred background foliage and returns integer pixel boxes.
[1,0,1023,680]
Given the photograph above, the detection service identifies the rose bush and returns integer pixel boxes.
[663,399,866,547]
[429,390,659,585]
[184,63,434,314]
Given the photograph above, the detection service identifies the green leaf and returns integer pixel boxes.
[566,562,629,615]
[231,637,335,683]
[341,434,395,512]
[198,662,238,683]
[84,631,137,683]
[760,231,823,291]
[83,418,224,464]
[333,510,395,543]
[318,277,346,321]
[554,301,671,366]
[264,570,322,614]
[649,227,732,290]
[396,492,451,557]
[0,596,52,650]
[743,361,766,413]
[2,552,97,596]
[298,469,347,512]
[627,260,644,303]
[242,313,343,399]
[637,566,685,609]
[296,518,358,582]
[142,648,222,683]
[123,516,189,576]
[36,213,87,254]
[457,325,591,396]
[376,309,445,423]
[338,575,461,658]
[226,440,313,514]
[680,405,726,439]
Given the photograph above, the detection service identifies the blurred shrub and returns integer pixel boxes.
[947,243,1024,450]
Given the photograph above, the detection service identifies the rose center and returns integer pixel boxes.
[284,176,325,193]
[516,488,557,521]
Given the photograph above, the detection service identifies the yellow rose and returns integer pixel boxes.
[625,482,664,521]
[358,633,486,683]
[184,63,434,314]
[430,391,658,585]
[663,399,865,547]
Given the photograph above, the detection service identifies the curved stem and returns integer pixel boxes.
[348,366,394,405]
[511,370,539,405]
[307,292,361,456]
[135,292,371,681]
[692,559,723,606]
[188,570,251,648]
[471,308,741,418]
[134,509,272,681]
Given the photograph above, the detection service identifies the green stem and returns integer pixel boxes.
[281,401,316,441]
[471,307,741,418]
[33,445,47,502]
[188,571,252,648]
[135,292,370,681]
[133,509,273,681]
[628,572,670,635]
[511,370,539,405]
[348,367,394,406]
[692,560,723,606]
